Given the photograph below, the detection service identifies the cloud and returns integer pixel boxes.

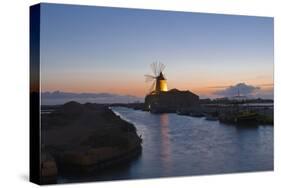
[41,91,144,105]
[254,88,274,99]
[213,83,260,97]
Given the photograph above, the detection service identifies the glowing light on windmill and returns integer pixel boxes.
[145,61,168,94]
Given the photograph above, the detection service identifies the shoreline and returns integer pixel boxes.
[111,103,274,126]
[41,102,142,184]
[40,102,273,184]
[109,103,273,126]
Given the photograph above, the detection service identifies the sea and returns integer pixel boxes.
[58,106,273,183]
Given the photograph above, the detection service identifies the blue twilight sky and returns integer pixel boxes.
[40,3,274,98]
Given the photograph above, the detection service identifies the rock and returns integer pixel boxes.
[41,102,142,179]
[41,152,57,184]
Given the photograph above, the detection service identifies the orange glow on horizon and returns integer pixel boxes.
[41,72,273,98]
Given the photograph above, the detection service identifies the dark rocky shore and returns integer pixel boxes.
[41,102,142,184]
[112,101,273,126]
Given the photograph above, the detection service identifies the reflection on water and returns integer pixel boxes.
[160,114,172,173]
[59,107,273,183]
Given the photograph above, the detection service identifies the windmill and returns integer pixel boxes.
[145,61,168,94]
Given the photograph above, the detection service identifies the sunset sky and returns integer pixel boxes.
[40,3,274,99]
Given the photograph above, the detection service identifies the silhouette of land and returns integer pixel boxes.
[112,95,273,125]
[40,91,273,184]
[145,89,199,113]
[41,102,142,184]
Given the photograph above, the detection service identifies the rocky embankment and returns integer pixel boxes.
[41,102,142,184]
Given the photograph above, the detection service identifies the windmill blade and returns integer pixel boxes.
[159,63,165,73]
[150,62,157,76]
[150,61,166,76]
[155,61,165,75]
[156,61,160,75]
[149,80,156,93]
[155,61,159,75]
[144,74,156,82]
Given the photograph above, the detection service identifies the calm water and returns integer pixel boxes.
[59,107,273,183]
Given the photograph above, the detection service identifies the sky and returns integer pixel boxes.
[40,3,274,99]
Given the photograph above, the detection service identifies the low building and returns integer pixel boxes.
[144,89,199,113]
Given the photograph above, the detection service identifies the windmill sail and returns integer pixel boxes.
[145,62,168,94]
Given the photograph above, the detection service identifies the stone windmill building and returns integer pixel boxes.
[145,62,199,113]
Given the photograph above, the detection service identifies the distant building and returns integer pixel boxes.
[144,63,199,113]
[145,89,199,113]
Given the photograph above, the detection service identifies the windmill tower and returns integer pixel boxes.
[145,62,168,94]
